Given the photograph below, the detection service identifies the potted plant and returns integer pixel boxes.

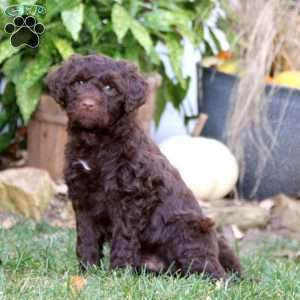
[0,0,224,177]
[198,0,300,200]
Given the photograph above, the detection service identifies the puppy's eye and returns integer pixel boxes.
[104,84,113,91]
[72,80,85,86]
[103,84,118,95]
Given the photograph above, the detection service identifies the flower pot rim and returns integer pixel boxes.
[200,65,300,95]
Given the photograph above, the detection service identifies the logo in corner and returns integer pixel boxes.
[3,4,46,48]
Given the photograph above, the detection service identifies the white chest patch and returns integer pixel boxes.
[78,159,91,171]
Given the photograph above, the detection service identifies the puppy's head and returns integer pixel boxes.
[46,54,147,129]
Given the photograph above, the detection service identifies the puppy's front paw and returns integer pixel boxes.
[204,262,227,281]
[78,260,99,273]
[140,254,165,273]
[77,250,101,272]
[110,256,137,270]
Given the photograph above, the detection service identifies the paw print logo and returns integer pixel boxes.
[4,16,45,48]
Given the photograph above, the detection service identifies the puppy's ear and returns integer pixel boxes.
[46,55,81,108]
[197,217,215,233]
[119,61,148,113]
[46,65,67,108]
[184,216,215,233]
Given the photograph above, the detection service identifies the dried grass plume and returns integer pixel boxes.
[226,0,300,197]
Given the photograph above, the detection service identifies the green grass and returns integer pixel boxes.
[1,220,300,300]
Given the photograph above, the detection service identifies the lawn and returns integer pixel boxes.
[0,220,300,300]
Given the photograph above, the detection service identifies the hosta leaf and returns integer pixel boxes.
[130,20,153,54]
[46,0,81,20]
[62,3,84,41]
[196,1,215,21]
[56,0,81,10]
[112,4,131,42]
[0,9,7,28]
[0,81,16,106]
[143,10,176,32]
[155,83,167,125]
[143,9,191,31]
[36,0,47,5]
[209,27,223,53]
[0,132,12,153]
[124,34,140,65]
[0,39,20,65]
[16,0,36,4]
[18,53,52,91]
[38,33,57,58]
[46,21,69,39]
[2,54,23,84]
[176,23,197,44]
[15,53,52,122]
[54,38,74,60]
[171,77,190,109]
[0,0,7,9]
[84,5,101,44]
[164,35,184,87]
[16,82,42,123]
[155,74,188,124]
[149,48,161,66]
[0,110,9,129]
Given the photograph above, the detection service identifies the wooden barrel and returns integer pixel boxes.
[27,95,68,179]
[27,74,161,179]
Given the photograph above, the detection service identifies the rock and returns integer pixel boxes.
[270,194,300,233]
[204,203,270,230]
[43,195,75,229]
[53,182,68,195]
[0,167,55,220]
[259,198,275,211]
[273,250,300,262]
[0,215,17,229]
[238,228,280,256]
[0,182,13,211]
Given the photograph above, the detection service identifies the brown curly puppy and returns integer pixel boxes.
[47,54,242,279]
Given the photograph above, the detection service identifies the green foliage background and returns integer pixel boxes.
[0,0,223,152]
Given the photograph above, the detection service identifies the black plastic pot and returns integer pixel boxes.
[198,66,300,200]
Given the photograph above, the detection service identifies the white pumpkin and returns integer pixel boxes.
[159,135,239,201]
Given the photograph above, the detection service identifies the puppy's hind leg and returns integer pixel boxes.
[165,212,226,280]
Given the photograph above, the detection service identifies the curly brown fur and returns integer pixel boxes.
[47,54,242,280]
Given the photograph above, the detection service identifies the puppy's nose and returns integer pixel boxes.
[81,99,96,110]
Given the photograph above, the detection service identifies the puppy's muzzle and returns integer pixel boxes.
[80,98,96,111]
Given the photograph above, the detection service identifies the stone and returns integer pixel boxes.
[270,194,300,233]
[0,167,55,220]
[204,202,270,230]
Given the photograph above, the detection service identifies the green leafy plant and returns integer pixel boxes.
[0,0,224,152]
